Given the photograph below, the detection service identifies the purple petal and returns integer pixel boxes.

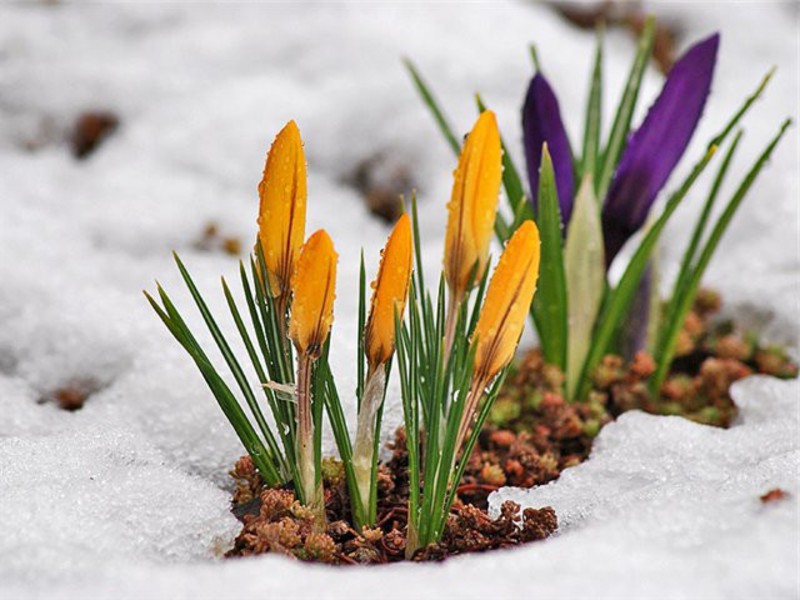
[522,73,575,226]
[603,33,720,264]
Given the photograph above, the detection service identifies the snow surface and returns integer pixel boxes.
[0,2,797,599]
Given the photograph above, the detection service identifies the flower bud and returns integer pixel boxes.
[472,220,541,382]
[364,214,413,370]
[444,110,502,298]
[257,120,308,297]
[289,230,337,358]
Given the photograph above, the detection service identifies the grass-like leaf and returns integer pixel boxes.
[145,287,282,485]
[173,254,281,467]
[651,119,791,392]
[404,58,460,154]
[596,16,655,200]
[532,146,568,371]
[582,28,604,183]
[576,66,781,399]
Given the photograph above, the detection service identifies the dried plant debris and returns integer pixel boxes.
[226,289,795,565]
[39,377,106,411]
[70,111,119,159]
[194,222,242,256]
[460,290,797,502]
[343,153,414,224]
[760,488,788,504]
[227,451,557,565]
[548,1,679,73]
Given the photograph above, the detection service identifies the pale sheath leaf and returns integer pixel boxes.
[565,175,605,400]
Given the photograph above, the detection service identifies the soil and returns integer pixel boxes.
[225,289,797,565]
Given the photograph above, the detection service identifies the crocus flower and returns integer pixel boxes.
[288,228,337,529]
[364,213,414,373]
[456,219,541,451]
[289,229,337,359]
[603,33,720,263]
[522,73,575,224]
[444,110,503,300]
[354,214,413,525]
[257,120,308,298]
[522,33,719,264]
[471,220,541,384]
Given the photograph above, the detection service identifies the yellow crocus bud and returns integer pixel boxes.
[364,213,413,372]
[472,220,541,382]
[257,120,307,298]
[289,229,337,359]
[443,110,503,299]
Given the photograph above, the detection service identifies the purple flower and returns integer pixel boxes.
[521,33,719,265]
[522,73,575,225]
[602,33,720,264]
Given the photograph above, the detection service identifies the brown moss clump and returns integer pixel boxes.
[227,428,558,565]
[414,501,557,561]
[462,289,797,499]
[225,289,794,566]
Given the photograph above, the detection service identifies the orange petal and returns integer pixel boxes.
[444,110,502,298]
[364,214,413,370]
[289,230,337,358]
[257,120,308,297]
[472,220,541,382]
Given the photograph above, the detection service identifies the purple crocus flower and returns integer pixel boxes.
[521,33,719,263]
[522,73,575,225]
[602,33,720,264]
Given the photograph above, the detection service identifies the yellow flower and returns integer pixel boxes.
[257,120,308,298]
[364,213,413,371]
[289,229,337,358]
[472,220,541,382]
[443,110,502,299]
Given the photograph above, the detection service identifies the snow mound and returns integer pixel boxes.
[0,405,239,585]
[1,377,796,600]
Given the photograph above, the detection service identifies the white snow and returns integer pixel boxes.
[0,2,797,599]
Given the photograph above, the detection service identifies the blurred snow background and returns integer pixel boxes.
[0,2,797,599]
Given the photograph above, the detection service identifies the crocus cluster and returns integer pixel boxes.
[523,33,719,265]
[148,115,540,553]
[409,19,789,401]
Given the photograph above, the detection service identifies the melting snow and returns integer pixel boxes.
[0,2,797,599]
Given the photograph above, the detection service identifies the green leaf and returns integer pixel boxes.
[576,145,717,399]
[582,27,604,183]
[596,16,655,200]
[221,276,287,472]
[173,254,281,466]
[533,146,568,371]
[145,288,282,486]
[356,250,367,411]
[564,175,605,400]
[662,130,743,345]
[404,58,460,154]
[577,67,778,400]
[651,119,791,392]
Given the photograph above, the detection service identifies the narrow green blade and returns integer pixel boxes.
[532,146,568,371]
[582,27,604,183]
[596,16,655,200]
[651,119,791,392]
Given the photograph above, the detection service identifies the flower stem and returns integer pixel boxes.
[443,289,462,363]
[454,379,487,459]
[352,365,386,527]
[296,353,325,530]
